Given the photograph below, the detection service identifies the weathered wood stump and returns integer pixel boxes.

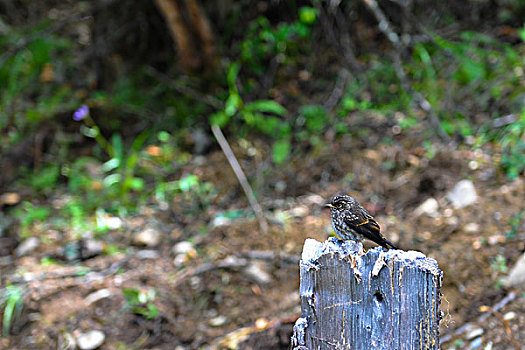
[291,238,443,350]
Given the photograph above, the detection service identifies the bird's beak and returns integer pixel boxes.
[324,203,333,208]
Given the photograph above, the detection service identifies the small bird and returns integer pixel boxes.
[325,194,397,249]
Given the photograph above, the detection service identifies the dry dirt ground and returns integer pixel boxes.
[1,136,524,349]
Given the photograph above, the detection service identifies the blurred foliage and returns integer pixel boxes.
[1,0,525,240]
[0,285,24,336]
[122,288,160,320]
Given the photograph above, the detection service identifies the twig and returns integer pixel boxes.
[6,258,129,285]
[440,291,517,344]
[172,256,250,285]
[238,250,298,265]
[211,125,269,233]
[478,305,520,349]
[324,68,351,110]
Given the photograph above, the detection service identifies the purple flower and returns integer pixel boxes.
[73,105,89,121]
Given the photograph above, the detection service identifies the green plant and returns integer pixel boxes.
[498,113,525,179]
[507,211,524,238]
[122,287,159,319]
[73,106,149,210]
[14,201,51,233]
[490,254,507,273]
[210,62,290,163]
[1,285,24,336]
[239,6,318,75]
[155,173,216,211]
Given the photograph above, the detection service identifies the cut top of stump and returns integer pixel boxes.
[292,237,443,350]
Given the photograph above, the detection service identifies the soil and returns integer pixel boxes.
[1,135,524,350]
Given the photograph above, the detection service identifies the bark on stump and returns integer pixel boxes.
[291,238,443,350]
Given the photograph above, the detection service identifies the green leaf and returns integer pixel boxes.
[103,173,121,187]
[131,130,151,152]
[225,93,242,116]
[245,100,287,116]
[299,7,318,25]
[112,134,124,163]
[300,105,328,133]
[227,62,241,91]
[210,111,230,127]
[102,158,120,172]
[519,25,525,42]
[272,139,291,164]
[178,174,199,191]
[157,131,171,143]
[129,177,145,191]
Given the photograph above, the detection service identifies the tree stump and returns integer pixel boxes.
[291,238,443,350]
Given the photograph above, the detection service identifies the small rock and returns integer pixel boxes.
[211,216,232,228]
[209,315,227,327]
[244,261,271,284]
[487,234,505,245]
[470,337,482,349]
[502,253,525,287]
[466,327,484,340]
[463,222,480,233]
[136,249,160,260]
[84,289,112,306]
[274,180,287,192]
[173,254,187,267]
[191,128,212,155]
[105,216,122,230]
[414,198,439,217]
[15,237,40,256]
[289,205,309,218]
[172,241,194,255]
[83,240,104,257]
[447,180,478,209]
[0,192,20,206]
[445,216,459,227]
[76,330,105,350]
[304,194,325,206]
[134,228,161,247]
[503,311,516,321]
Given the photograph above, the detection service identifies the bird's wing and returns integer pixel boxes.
[343,209,378,229]
[344,212,396,249]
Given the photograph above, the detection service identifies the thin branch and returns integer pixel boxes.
[211,125,268,234]
[172,256,250,285]
[440,291,517,344]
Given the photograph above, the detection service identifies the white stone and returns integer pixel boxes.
[136,249,160,259]
[244,262,271,284]
[502,253,525,287]
[447,180,478,209]
[15,237,40,256]
[463,222,480,233]
[211,216,231,228]
[84,289,112,306]
[106,216,122,230]
[172,241,194,255]
[466,327,484,340]
[289,205,309,218]
[209,315,227,327]
[76,330,105,350]
[304,194,325,206]
[414,198,439,217]
[134,228,161,247]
